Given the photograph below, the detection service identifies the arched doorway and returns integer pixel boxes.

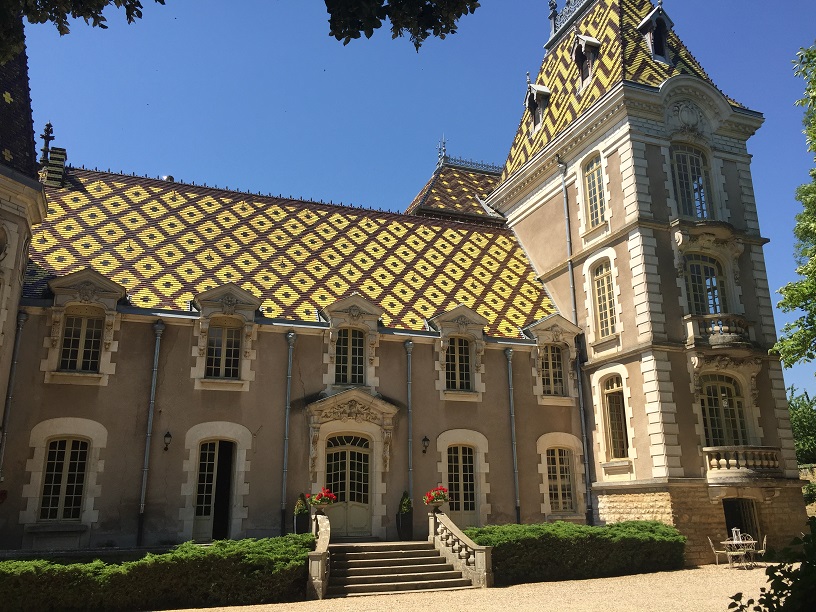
[323,435,372,537]
[192,440,235,542]
[446,445,477,527]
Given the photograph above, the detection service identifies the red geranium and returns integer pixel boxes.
[423,486,449,505]
[308,487,338,505]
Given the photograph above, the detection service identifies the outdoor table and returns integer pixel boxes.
[721,539,756,568]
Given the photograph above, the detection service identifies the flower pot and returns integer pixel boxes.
[311,503,330,515]
[396,509,413,540]
[293,512,310,534]
[427,501,444,513]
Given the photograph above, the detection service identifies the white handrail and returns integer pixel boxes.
[306,514,331,599]
[428,510,493,587]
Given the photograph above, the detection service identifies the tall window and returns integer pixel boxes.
[546,448,575,512]
[447,446,476,513]
[603,376,629,459]
[593,260,616,338]
[584,155,606,228]
[672,145,713,219]
[39,438,88,521]
[684,254,728,315]
[701,375,749,446]
[446,337,472,391]
[60,315,103,372]
[541,345,565,396]
[653,18,668,57]
[206,322,241,379]
[335,328,365,384]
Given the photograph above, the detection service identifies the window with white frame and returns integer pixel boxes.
[684,253,728,315]
[672,144,714,219]
[700,374,749,446]
[446,337,472,391]
[574,35,600,88]
[59,312,104,372]
[540,345,566,396]
[584,154,606,229]
[205,319,242,379]
[593,260,616,339]
[39,437,89,521]
[335,328,365,385]
[546,447,575,512]
[603,375,629,459]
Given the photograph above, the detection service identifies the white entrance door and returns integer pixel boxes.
[192,440,234,542]
[447,445,478,527]
[324,435,371,537]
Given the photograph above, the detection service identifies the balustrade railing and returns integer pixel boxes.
[703,446,782,481]
[685,314,753,347]
[306,513,331,599]
[428,510,493,587]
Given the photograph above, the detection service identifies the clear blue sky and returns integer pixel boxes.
[23,0,816,394]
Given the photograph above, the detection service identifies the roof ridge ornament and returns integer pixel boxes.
[547,0,594,48]
[437,135,448,168]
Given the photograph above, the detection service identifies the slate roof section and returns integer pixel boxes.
[406,159,503,224]
[26,168,555,338]
[0,22,38,179]
[500,0,740,182]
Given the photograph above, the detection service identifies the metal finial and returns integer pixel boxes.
[437,136,447,168]
[39,122,54,164]
[526,71,531,85]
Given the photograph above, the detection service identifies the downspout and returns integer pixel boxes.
[280,330,296,535]
[404,340,414,498]
[0,312,28,483]
[137,319,165,546]
[557,154,594,525]
[505,348,521,524]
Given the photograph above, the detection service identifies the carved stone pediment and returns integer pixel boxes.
[659,75,734,139]
[429,304,489,335]
[321,292,384,324]
[193,282,261,320]
[48,268,126,310]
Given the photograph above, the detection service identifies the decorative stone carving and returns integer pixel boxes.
[690,352,762,401]
[319,400,379,425]
[672,225,744,284]
[219,293,239,315]
[75,281,98,303]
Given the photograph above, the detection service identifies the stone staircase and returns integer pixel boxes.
[326,541,474,597]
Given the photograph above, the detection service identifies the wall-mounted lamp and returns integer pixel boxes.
[163,431,172,451]
[421,436,430,454]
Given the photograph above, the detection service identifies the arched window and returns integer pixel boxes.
[593,260,616,338]
[546,447,575,512]
[584,154,606,228]
[39,437,89,521]
[684,254,728,315]
[700,375,749,447]
[541,345,565,396]
[60,306,104,372]
[335,328,365,384]
[603,375,629,459]
[446,337,472,391]
[205,317,241,379]
[672,144,713,219]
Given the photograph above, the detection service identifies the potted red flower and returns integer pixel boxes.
[423,486,449,512]
[307,487,338,514]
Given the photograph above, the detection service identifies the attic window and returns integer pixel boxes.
[526,83,551,131]
[637,2,674,63]
[573,35,600,90]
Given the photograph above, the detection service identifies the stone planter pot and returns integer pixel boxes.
[396,510,413,540]
[311,503,330,515]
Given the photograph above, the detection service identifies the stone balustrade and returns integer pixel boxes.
[307,513,331,599]
[703,446,783,482]
[685,314,753,347]
[428,510,493,587]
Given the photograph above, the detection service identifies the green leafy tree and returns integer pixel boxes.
[0,1,481,65]
[788,386,816,465]
[775,42,816,369]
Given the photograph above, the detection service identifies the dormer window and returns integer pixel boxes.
[335,327,365,385]
[638,2,674,63]
[526,82,551,131]
[446,337,472,391]
[573,35,600,89]
[60,310,104,372]
[430,305,488,402]
[205,318,242,379]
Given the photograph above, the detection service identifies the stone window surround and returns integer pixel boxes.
[688,353,765,461]
[436,429,491,527]
[430,305,488,403]
[590,363,637,481]
[40,269,124,387]
[321,293,383,396]
[190,283,260,392]
[581,247,623,353]
[526,314,581,406]
[575,149,611,241]
[536,431,585,518]
[178,421,252,542]
[20,418,108,530]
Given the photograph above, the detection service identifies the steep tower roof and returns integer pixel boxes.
[500,0,738,183]
[0,20,38,180]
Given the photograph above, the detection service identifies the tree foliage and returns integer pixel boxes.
[775,42,816,370]
[788,386,816,465]
[0,1,481,65]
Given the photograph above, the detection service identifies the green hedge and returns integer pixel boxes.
[465,520,685,586]
[0,535,314,611]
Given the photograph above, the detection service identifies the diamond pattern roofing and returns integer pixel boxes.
[407,160,502,222]
[26,168,554,338]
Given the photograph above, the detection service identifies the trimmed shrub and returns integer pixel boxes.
[464,520,685,586]
[0,534,314,611]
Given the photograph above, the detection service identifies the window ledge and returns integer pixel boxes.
[539,395,576,407]
[601,459,633,477]
[44,371,106,386]
[581,220,609,244]
[24,522,88,533]
[442,389,481,403]
[195,378,250,392]
[590,334,620,353]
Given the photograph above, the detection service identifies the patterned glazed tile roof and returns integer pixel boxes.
[500,0,738,182]
[406,158,502,223]
[26,168,555,338]
[0,21,37,179]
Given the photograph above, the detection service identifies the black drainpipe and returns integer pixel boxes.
[505,348,521,523]
[280,330,296,535]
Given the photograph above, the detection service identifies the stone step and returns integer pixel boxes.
[331,555,447,569]
[334,549,437,561]
[328,541,434,554]
[332,562,455,577]
[334,570,464,585]
[326,577,474,597]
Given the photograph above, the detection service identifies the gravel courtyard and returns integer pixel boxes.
[188,564,772,612]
